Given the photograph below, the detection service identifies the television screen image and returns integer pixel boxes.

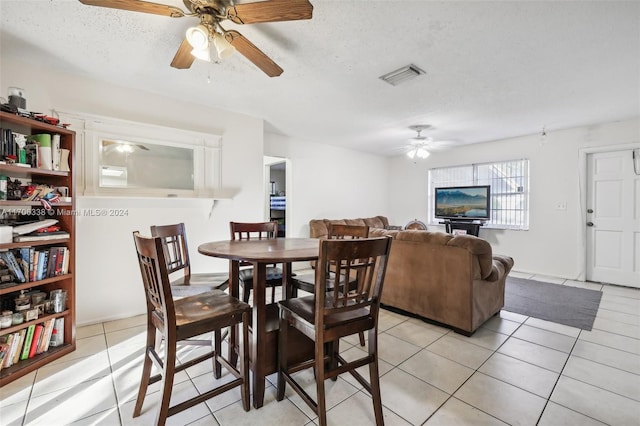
[434,185,490,220]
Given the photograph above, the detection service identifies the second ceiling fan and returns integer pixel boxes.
[79,0,314,77]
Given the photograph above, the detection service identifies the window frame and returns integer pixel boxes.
[428,159,530,230]
[58,112,222,198]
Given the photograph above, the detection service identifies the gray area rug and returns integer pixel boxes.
[504,277,602,330]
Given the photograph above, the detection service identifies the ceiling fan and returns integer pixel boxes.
[404,124,456,159]
[78,0,314,77]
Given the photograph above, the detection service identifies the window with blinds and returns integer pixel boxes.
[428,159,530,230]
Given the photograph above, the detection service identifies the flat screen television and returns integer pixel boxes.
[434,185,491,220]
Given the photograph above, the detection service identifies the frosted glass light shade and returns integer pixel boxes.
[186,25,209,50]
[213,33,236,59]
[191,47,211,62]
[406,147,430,159]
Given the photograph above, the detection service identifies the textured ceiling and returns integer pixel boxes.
[1,0,638,156]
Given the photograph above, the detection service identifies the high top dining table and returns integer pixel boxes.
[198,237,319,408]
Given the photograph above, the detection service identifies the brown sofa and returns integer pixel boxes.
[308,217,514,335]
[308,216,391,238]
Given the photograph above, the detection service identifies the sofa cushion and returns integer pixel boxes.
[447,235,494,280]
[362,216,389,229]
[369,228,399,238]
[343,218,366,226]
[396,230,452,245]
[310,216,391,239]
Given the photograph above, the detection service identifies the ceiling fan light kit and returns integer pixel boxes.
[190,46,211,62]
[405,124,433,160]
[186,24,209,50]
[78,0,314,76]
[213,32,236,59]
[406,147,431,160]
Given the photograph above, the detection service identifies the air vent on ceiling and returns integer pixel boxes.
[379,64,425,86]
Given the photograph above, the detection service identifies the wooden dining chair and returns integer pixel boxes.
[276,236,392,426]
[291,223,370,346]
[151,223,229,298]
[132,232,251,426]
[230,221,285,304]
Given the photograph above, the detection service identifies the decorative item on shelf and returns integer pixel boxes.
[49,289,66,314]
[24,308,38,322]
[7,87,26,110]
[20,183,56,202]
[25,143,38,168]
[14,291,30,311]
[7,178,22,200]
[1,311,12,328]
[49,317,64,347]
[14,132,27,165]
[11,312,23,326]
[0,226,13,244]
[29,134,53,170]
[58,149,70,172]
[0,175,6,200]
[30,291,46,305]
[0,263,12,282]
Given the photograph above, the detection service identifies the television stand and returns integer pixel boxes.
[440,219,484,237]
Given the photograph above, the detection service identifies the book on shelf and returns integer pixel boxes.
[18,247,31,281]
[54,247,66,276]
[38,318,56,354]
[19,324,35,361]
[52,134,61,171]
[0,333,15,369]
[36,249,49,281]
[28,324,44,358]
[12,329,26,365]
[31,250,39,282]
[61,248,69,276]
[13,231,70,243]
[0,251,26,283]
[46,247,58,278]
[12,219,58,236]
[0,342,8,370]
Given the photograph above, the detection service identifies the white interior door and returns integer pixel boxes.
[586,149,640,287]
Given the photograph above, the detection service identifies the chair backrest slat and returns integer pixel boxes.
[133,232,175,328]
[230,221,278,240]
[230,222,279,267]
[327,223,369,239]
[315,237,392,328]
[323,224,369,277]
[150,223,191,277]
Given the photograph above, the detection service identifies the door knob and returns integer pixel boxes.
[586,222,594,227]
[587,209,594,213]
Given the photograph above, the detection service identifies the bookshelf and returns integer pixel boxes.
[0,111,75,386]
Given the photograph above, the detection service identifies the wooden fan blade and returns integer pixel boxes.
[170,38,196,69]
[79,0,185,17]
[226,30,283,77]
[227,0,313,24]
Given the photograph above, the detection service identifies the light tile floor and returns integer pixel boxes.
[1,272,639,425]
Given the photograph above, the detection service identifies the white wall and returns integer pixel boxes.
[388,118,640,280]
[1,59,266,325]
[265,133,391,238]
